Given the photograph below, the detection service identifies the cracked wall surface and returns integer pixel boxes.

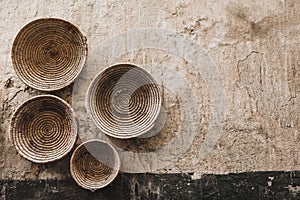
[0,0,299,183]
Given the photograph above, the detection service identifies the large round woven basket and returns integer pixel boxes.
[70,139,120,191]
[11,18,87,91]
[10,95,78,163]
[87,63,162,139]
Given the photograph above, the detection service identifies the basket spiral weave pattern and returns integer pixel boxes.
[11,18,87,91]
[10,95,78,163]
[70,140,120,191]
[87,63,162,139]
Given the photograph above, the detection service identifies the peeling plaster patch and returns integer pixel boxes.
[236,51,265,99]
[3,78,13,89]
[171,2,189,17]
[267,181,272,186]
[191,173,202,180]
[236,51,285,118]
[267,176,274,186]
[285,185,300,196]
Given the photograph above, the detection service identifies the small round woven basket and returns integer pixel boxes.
[11,18,87,91]
[70,139,120,191]
[87,63,161,139]
[10,95,78,163]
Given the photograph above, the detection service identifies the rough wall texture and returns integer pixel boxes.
[0,0,299,198]
[1,172,300,199]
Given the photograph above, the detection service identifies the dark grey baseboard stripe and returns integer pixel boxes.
[1,171,299,199]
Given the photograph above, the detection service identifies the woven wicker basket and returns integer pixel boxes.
[87,63,161,139]
[11,18,87,91]
[10,95,78,163]
[70,139,120,191]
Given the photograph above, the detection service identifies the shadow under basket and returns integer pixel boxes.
[11,18,87,91]
[70,139,121,191]
[10,94,78,163]
[86,63,162,139]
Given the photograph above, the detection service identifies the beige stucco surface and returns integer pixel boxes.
[0,0,299,180]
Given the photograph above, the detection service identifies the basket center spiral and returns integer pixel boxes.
[87,63,161,139]
[43,42,61,61]
[111,88,132,115]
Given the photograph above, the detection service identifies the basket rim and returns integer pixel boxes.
[11,17,88,91]
[86,62,162,139]
[70,139,121,191]
[9,94,78,163]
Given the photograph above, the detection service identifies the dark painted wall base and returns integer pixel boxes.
[1,171,299,200]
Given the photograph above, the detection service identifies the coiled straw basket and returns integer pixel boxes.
[87,63,162,139]
[11,18,87,91]
[10,95,78,163]
[70,139,120,191]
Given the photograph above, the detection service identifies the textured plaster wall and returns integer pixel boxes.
[0,0,299,180]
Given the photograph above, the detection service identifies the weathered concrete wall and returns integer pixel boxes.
[0,0,299,196]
